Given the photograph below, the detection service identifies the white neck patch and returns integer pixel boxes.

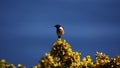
[59,27,63,30]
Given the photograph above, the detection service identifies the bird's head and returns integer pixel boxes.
[54,24,61,29]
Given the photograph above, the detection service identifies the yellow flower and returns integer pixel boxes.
[88,59,92,62]
[1,59,6,64]
[32,66,37,68]
[117,62,120,65]
[100,60,104,64]
[82,57,86,62]
[87,55,91,58]
[111,65,114,68]
[41,59,45,63]
[37,64,41,68]
[57,39,63,45]
[18,64,22,67]
[76,63,80,66]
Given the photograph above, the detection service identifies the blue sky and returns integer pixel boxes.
[0,0,120,67]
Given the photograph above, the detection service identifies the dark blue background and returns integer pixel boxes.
[0,0,120,67]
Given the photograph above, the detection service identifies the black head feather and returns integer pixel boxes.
[54,24,61,28]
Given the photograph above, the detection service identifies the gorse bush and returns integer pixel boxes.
[1,39,120,68]
[35,38,120,68]
[39,39,81,68]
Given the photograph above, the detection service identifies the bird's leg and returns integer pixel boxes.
[58,36,61,38]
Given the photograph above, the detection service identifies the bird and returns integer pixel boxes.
[54,24,64,38]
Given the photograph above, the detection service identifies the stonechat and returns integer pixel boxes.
[54,24,64,38]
